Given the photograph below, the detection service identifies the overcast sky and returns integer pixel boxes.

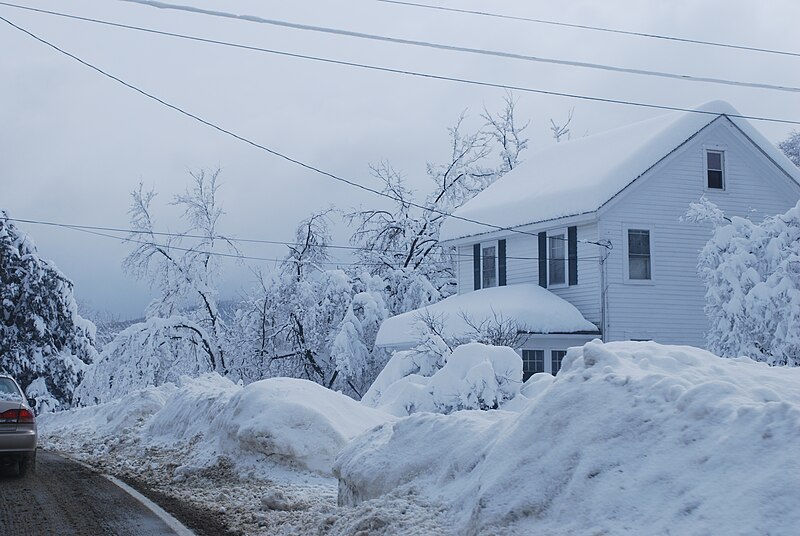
[2,0,799,319]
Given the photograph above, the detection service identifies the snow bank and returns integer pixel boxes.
[364,342,523,416]
[375,284,598,348]
[41,373,391,476]
[337,341,800,535]
[213,378,389,473]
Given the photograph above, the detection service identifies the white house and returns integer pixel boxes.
[375,101,800,380]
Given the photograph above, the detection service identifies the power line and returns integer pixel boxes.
[3,216,604,263]
[2,216,604,264]
[114,0,800,95]
[374,0,800,60]
[0,13,614,249]
[2,3,799,128]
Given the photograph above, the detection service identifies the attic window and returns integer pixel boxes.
[706,150,725,190]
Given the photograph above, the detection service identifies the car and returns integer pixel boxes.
[0,374,37,477]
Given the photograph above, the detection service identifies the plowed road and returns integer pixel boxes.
[0,451,190,536]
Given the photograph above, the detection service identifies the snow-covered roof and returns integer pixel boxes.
[375,283,599,348]
[440,101,800,241]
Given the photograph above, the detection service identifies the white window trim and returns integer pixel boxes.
[522,348,546,376]
[622,224,655,285]
[550,349,567,376]
[703,145,727,192]
[547,228,568,289]
[480,241,500,289]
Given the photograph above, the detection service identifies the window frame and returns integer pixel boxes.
[480,242,499,289]
[547,228,568,289]
[623,224,655,284]
[521,349,545,380]
[550,349,567,376]
[703,146,727,192]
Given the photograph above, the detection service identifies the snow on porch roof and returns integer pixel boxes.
[375,283,599,348]
[439,100,800,242]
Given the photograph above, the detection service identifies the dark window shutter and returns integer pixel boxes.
[473,243,481,290]
[498,239,507,286]
[538,232,547,288]
[568,226,578,286]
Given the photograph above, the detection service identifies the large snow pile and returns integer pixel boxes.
[337,340,800,535]
[41,373,390,476]
[363,342,523,416]
[375,284,598,348]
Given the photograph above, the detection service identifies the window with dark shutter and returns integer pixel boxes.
[473,243,481,290]
[548,234,566,286]
[482,246,497,288]
[498,239,507,286]
[568,226,578,286]
[538,232,547,288]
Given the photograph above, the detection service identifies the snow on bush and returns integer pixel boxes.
[690,198,800,365]
[42,373,390,476]
[336,340,800,535]
[363,342,522,416]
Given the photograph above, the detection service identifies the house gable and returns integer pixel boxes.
[598,117,800,346]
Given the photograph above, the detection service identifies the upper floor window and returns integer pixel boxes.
[706,150,725,190]
[628,229,651,280]
[548,233,566,286]
[482,245,497,288]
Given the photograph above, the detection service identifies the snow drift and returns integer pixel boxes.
[41,373,390,476]
[336,340,800,535]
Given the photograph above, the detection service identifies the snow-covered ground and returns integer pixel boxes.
[41,341,800,535]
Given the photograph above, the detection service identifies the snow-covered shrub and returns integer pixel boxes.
[363,342,522,416]
[689,198,800,365]
[0,213,96,410]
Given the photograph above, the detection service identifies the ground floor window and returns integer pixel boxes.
[522,349,545,381]
[551,350,567,375]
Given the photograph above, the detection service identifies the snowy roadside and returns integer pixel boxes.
[40,340,800,535]
[39,374,455,536]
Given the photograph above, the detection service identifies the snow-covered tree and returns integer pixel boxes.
[74,316,214,405]
[688,198,800,366]
[0,213,97,410]
[778,131,800,167]
[123,169,236,374]
[347,95,530,315]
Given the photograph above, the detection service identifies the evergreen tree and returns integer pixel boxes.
[0,212,97,410]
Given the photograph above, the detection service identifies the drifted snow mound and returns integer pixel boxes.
[41,374,391,476]
[211,377,389,473]
[336,341,800,535]
[363,342,523,416]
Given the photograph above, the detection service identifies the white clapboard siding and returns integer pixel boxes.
[599,118,800,346]
[454,223,602,326]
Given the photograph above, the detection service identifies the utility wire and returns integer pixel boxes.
[3,216,605,262]
[2,216,603,264]
[1,3,798,128]
[374,0,800,60]
[114,0,800,94]
[0,13,614,249]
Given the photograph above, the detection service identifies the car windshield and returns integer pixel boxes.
[0,378,22,401]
